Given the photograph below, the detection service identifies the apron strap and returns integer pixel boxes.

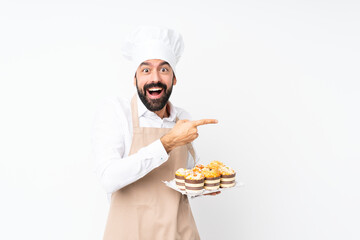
[131,94,140,128]
[186,143,197,166]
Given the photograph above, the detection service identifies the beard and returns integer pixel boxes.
[136,78,174,112]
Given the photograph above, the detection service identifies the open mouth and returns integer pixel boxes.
[147,87,164,99]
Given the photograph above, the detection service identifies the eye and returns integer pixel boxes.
[142,68,150,73]
[160,67,169,72]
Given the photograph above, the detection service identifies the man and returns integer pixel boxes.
[92,26,217,240]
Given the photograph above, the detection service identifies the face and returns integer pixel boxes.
[134,59,177,111]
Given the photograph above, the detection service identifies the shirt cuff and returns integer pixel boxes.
[148,139,169,164]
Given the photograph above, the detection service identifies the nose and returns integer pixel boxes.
[150,70,161,83]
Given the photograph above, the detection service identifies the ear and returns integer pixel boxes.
[173,75,177,86]
[133,75,136,86]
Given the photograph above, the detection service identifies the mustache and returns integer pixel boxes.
[143,82,167,92]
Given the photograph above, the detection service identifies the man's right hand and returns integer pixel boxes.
[160,119,218,153]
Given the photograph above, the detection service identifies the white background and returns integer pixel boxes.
[1,0,359,239]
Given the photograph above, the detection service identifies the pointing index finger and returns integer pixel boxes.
[193,119,218,127]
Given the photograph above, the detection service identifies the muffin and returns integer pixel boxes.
[219,166,236,188]
[207,160,225,170]
[175,168,189,191]
[195,164,205,170]
[185,172,205,193]
[202,167,221,190]
[192,164,204,174]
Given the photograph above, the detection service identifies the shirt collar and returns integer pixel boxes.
[136,95,177,122]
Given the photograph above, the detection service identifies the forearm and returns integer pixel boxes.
[95,139,168,194]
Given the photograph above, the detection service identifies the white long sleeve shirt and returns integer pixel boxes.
[91,94,198,201]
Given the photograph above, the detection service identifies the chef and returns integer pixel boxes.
[92,26,218,240]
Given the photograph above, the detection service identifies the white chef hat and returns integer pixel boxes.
[122,26,184,76]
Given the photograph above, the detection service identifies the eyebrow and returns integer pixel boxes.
[159,61,170,67]
[139,62,150,67]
